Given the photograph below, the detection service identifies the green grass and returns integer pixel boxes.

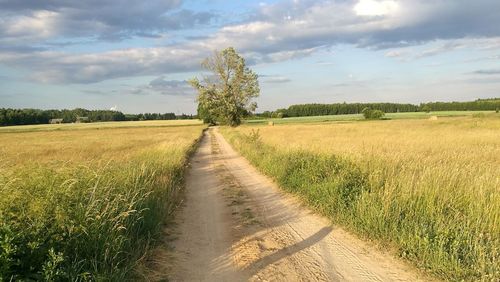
[0,124,205,281]
[222,115,500,281]
[245,111,495,125]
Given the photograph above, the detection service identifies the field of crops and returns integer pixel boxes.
[0,119,203,133]
[222,115,500,281]
[0,122,205,280]
[246,110,496,125]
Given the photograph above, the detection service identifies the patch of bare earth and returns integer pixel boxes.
[142,128,436,282]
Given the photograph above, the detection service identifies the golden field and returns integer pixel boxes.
[0,119,203,133]
[0,122,205,280]
[222,115,500,281]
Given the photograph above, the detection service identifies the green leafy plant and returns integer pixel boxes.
[362,107,385,119]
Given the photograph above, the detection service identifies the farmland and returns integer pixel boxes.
[0,119,203,133]
[221,114,500,281]
[245,110,496,125]
[0,121,205,280]
[2,113,499,281]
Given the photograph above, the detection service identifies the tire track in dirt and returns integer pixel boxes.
[149,128,435,281]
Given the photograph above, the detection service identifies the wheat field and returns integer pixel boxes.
[222,115,500,281]
[0,123,205,280]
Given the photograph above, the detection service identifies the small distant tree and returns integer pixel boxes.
[362,107,385,119]
[189,47,260,126]
[421,105,431,113]
[361,107,371,119]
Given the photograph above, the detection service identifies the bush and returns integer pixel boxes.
[362,108,385,119]
[421,105,431,113]
[271,111,284,119]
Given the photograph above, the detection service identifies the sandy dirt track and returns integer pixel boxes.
[168,128,432,281]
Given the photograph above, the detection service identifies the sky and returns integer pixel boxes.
[0,0,499,114]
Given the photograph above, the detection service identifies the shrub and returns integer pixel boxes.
[421,105,431,113]
[271,111,284,118]
[362,108,385,119]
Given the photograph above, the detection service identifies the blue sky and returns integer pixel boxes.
[1,0,499,114]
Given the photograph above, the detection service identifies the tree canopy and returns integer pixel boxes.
[255,98,500,118]
[0,108,196,126]
[189,47,260,126]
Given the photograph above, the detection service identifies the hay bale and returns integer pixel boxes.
[429,116,438,121]
[268,121,274,126]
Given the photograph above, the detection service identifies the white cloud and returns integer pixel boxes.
[385,50,404,57]
[354,0,399,17]
[1,0,500,84]
[384,37,500,61]
[260,75,291,84]
[0,0,214,44]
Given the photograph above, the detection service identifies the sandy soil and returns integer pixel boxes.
[164,128,433,281]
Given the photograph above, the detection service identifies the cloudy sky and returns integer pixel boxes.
[1,0,499,114]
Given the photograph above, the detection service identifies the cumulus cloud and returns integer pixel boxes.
[129,76,195,96]
[383,37,500,61]
[148,76,194,95]
[0,0,215,44]
[0,47,204,83]
[354,0,399,16]
[1,0,500,84]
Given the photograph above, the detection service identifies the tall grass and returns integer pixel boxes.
[221,116,500,281]
[0,126,204,280]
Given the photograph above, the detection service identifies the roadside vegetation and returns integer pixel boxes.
[221,115,500,281]
[0,123,205,280]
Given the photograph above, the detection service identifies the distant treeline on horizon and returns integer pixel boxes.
[1,98,499,126]
[257,98,500,118]
[0,108,196,126]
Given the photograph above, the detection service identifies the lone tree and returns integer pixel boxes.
[189,47,260,126]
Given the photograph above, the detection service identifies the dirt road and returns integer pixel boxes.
[168,128,430,281]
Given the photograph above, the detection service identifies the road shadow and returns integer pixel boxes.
[245,226,333,276]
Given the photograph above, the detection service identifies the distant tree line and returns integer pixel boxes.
[419,98,500,112]
[257,98,500,118]
[258,102,418,118]
[124,112,195,121]
[0,108,196,126]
